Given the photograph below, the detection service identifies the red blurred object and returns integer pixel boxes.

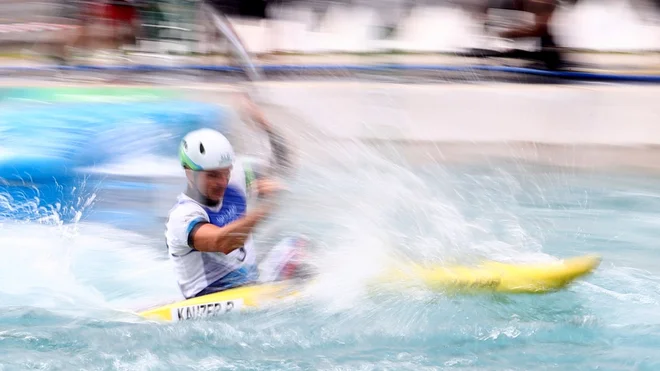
[105,2,137,25]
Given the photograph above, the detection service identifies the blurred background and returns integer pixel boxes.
[2,1,660,370]
[0,0,659,71]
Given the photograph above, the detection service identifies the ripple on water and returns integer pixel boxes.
[1,153,660,370]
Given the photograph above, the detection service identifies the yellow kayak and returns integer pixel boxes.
[139,281,300,322]
[383,254,602,294]
[138,254,601,322]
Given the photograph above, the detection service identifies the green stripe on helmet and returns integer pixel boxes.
[179,146,203,171]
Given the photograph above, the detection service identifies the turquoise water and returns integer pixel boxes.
[1,139,659,370]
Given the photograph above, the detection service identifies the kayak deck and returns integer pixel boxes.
[384,254,602,294]
[139,281,301,322]
[138,254,601,322]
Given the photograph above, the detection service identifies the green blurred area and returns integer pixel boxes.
[136,0,200,42]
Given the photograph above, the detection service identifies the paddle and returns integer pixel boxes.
[198,2,321,285]
[199,1,292,178]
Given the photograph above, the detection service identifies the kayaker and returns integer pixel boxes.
[165,98,308,300]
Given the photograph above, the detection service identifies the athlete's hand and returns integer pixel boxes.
[255,178,284,198]
[250,179,283,221]
[251,201,277,220]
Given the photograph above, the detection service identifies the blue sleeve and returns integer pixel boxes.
[186,217,209,249]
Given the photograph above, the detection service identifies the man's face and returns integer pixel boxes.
[187,166,232,201]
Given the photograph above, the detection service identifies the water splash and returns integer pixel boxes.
[0,175,99,229]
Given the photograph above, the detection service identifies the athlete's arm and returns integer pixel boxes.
[189,203,273,254]
[167,200,271,256]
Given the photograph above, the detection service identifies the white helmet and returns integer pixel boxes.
[179,128,235,171]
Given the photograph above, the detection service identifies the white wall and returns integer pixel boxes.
[222,0,660,54]
[242,81,660,170]
[255,81,660,146]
